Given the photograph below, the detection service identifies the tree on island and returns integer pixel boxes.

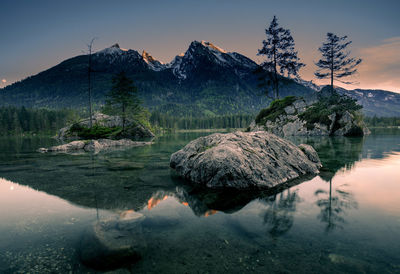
[103,72,141,131]
[86,38,96,128]
[315,33,362,92]
[257,15,305,99]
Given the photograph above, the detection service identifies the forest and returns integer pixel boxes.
[1,106,399,136]
[0,107,76,136]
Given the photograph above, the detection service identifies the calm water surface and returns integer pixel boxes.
[0,129,399,273]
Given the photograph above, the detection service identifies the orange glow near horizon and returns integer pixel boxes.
[204,209,218,217]
[147,195,169,210]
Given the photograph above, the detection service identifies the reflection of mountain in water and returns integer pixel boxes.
[140,178,304,237]
[1,130,399,236]
[171,173,313,217]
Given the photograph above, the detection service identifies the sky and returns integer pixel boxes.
[1,0,399,92]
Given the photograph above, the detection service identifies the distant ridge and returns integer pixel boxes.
[1,41,399,117]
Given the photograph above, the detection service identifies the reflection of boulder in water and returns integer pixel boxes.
[171,174,313,219]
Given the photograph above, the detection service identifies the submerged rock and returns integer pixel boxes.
[80,211,146,270]
[38,138,152,153]
[170,131,321,189]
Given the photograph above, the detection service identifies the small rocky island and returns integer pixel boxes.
[170,131,322,189]
[39,113,154,153]
[249,88,370,137]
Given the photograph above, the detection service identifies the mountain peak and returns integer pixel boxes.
[96,43,128,55]
[142,50,161,63]
[142,50,164,71]
[189,40,227,54]
[200,40,227,53]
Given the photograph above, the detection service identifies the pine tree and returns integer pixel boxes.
[104,72,140,131]
[258,16,305,99]
[315,33,362,92]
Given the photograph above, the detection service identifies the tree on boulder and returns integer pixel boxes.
[257,16,305,99]
[315,33,362,91]
[103,72,141,131]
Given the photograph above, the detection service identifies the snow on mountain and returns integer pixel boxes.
[200,40,227,53]
[94,43,143,66]
[93,41,258,78]
[294,78,321,91]
[141,50,165,71]
[166,40,257,79]
[96,43,127,55]
[166,54,186,79]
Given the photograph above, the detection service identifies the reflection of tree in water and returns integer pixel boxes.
[261,189,300,237]
[315,179,358,232]
[288,136,364,182]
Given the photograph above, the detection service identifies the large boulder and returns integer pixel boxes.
[170,131,322,189]
[249,93,369,137]
[58,113,154,140]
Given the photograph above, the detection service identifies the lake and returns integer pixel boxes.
[0,129,399,273]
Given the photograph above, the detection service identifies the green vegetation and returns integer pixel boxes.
[103,72,141,131]
[298,91,362,130]
[255,96,297,124]
[68,123,122,139]
[364,116,400,128]
[0,106,76,136]
[150,113,254,131]
[258,16,304,99]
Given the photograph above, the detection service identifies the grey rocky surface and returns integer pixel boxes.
[58,113,154,140]
[170,131,322,189]
[38,138,152,153]
[249,98,369,137]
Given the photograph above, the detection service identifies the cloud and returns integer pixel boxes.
[1,79,6,83]
[356,37,400,92]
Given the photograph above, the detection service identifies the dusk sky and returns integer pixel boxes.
[1,0,399,92]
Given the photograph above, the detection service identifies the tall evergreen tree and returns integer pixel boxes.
[104,72,140,131]
[315,33,362,91]
[258,16,305,99]
[86,38,96,128]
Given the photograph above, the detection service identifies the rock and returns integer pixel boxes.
[58,113,154,140]
[170,131,321,189]
[39,139,153,154]
[298,144,320,163]
[37,147,48,153]
[284,105,296,115]
[47,141,86,152]
[250,95,369,137]
[80,212,146,271]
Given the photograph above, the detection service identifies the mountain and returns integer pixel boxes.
[0,41,398,117]
[335,88,400,117]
